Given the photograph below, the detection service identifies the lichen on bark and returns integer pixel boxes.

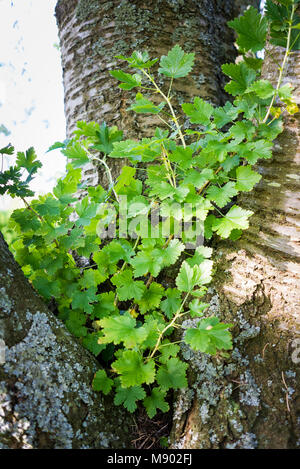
[0,232,133,448]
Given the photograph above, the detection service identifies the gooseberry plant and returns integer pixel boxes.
[1,2,299,417]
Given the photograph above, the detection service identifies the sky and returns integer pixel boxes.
[0,0,66,210]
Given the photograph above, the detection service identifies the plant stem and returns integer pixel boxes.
[142,70,186,148]
[263,3,296,124]
[147,292,190,360]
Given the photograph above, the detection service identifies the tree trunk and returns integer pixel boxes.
[169,46,300,449]
[55,0,240,186]
[0,232,133,448]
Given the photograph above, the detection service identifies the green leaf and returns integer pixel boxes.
[116,50,158,69]
[184,317,233,354]
[98,312,147,348]
[82,332,106,356]
[212,205,253,238]
[115,165,136,193]
[229,120,256,143]
[0,144,14,155]
[110,70,142,90]
[62,141,89,168]
[163,239,185,266]
[235,165,261,192]
[176,260,213,292]
[182,98,213,125]
[111,269,145,301]
[243,139,273,164]
[228,6,268,52]
[127,93,165,114]
[222,63,256,96]
[143,388,169,418]
[65,310,87,337]
[114,385,146,412]
[79,269,106,289]
[156,357,188,390]
[33,195,61,218]
[246,79,275,99]
[92,291,118,319]
[130,247,164,278]
[188,299,210,318]
[110,140,142,162]
[206,182,238,208]
[169,146,194,170]
[158,44,194,78]
[75,197,98,226]
[158,341,180,363]
[71,287,98,314]
[32,276,60,300]
[183,168,214,188]
[53,165,81,204]
[16,147,42,173]
[92,122,123,155]
[213,101,241,128]
[137,282,164,314]
[92,369,114,394]
[112,350,156,387]
[161,288,181,319]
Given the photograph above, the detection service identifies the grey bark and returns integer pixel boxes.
[0,232,133,448]
[55,0,241,187]
[169,44,300,449]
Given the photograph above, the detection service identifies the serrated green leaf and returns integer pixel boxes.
[143,388,169,418]
[116,50,158,69]
[188,299,210,318]
[65,310,87,337]
[71,288,98,315]
[213,101,241,128]
[182,97,213,125]
[212,205,253,238]
[137,282,164,314]
[246,79,275,99]
[110,70,142,90]
[184,317,233,354]
[206,182,238,208]
[62,141,89,168]
[235,165,261,192]
[159,44,194,78]
[112,350,156,387]
[98,312,147,348]
[176,260,213,292]
[243,139,273,164]
[92,369,114,394]
[156,357,188,390]
[160,288,181,319]
[228,6,268,52]
[114,385,146,412]
[128,93,165,114]
[32,275,60,300]
[222,63,256,96]
[82,332,106,356]
[111,269,145,301]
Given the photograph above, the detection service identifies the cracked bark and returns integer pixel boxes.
[0,232,133,448]
[170,43,300,450]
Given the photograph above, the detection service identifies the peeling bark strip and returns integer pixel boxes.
[55,0,239,186]
[170,46,300,449]
[0,232,133,448]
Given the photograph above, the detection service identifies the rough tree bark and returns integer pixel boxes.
[0,232,133,448]
[55,0,241,187]
[54,0,282,449]
[169,44,300,449]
